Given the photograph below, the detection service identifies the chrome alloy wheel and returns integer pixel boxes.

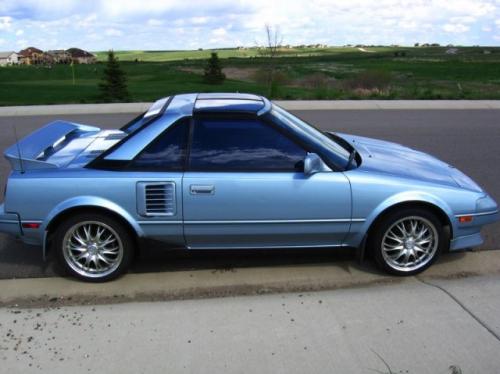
[62,221,124,279]
[381,216,438,272]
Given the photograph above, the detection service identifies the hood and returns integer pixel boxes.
[334,132,483,192]
[4,120,126,170]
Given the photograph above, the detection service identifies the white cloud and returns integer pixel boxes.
[147,19,164,26]
[105,28,123,37]
[0,0,498,50]
[450,16,477,24]
[15,29,24,36]
[0,38,5,45]
[190,16,209,25]
[77,13,97,28]
[212,27,227,37]
[0,16,13,30]
[16,39,28,47]
[440,0,496,17]
[399,20,418,30]
[443,23,470,33]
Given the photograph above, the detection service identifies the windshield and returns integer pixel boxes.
[269,105,350,170]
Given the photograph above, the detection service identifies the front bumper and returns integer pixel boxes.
[0,203,22,237]
[451,208,499,250]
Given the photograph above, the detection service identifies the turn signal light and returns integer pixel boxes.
[458,216,473,223]
[22,222,41,229]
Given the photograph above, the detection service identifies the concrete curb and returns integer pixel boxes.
[0,103,152,117]
[1,251,499,308]
[1,100,500,117]
[274,100,500,111]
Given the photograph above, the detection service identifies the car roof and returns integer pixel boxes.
[159,93,271,116]
[101,93,272,162]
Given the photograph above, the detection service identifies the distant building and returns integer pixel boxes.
[17,46,96,65]
[66,48,97,64]
[46,50,72,64]
[18,47,44,65]
[0,51,19,66]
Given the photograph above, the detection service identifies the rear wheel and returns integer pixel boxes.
[369,208,447,276]
[54,213,134,282]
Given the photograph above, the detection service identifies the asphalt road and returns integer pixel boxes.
[0,109,499,279]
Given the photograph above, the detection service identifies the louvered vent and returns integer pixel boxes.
[137,182,175,216]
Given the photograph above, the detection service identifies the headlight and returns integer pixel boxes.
[449,167,483,193]
[476,195,498,212]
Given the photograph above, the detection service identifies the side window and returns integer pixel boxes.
[129,118,189,170]
[189,118,307,171]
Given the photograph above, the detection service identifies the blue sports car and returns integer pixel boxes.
[0,93,498,281]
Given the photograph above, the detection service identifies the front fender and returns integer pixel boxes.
[348,191,455,248]
[43,195,144,238]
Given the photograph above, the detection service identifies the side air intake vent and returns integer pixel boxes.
[137,182,175,216]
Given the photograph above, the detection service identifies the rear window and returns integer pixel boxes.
[121,97,170,134]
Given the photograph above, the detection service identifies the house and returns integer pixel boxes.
[42,53,55,64]
[0,51,19,66]
[46,50,72,64]
[66,48,97,64]
[18,47,44,65]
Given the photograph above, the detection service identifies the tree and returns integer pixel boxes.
[99,50,130,102]
[259,24,283,97]
[203,52,226,84]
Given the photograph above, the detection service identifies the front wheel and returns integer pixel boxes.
[369,208,448,276]
[54,213,135,282]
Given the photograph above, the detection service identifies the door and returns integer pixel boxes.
[183,116,352,249]
[127,118,190,246]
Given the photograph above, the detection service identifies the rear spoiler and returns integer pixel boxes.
[4,120,100,171]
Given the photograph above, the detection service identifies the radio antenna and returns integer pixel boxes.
[12,124,25,174]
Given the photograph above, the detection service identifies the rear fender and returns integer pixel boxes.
[42,196,144,259]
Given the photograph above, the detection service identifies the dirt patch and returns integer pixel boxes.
[178,67,203,75]
[178,67,259,82]
[223,67,259,81]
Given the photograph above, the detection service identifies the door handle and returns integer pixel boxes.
[190,184,215,195]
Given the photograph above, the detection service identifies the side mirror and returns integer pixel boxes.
[303,153,331,176]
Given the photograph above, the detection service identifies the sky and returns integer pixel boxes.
[0,0,499,51]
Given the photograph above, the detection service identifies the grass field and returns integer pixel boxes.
[1,46,500,106]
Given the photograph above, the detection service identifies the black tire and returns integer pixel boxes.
[368,207,448,276]
[54,212,135,282]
